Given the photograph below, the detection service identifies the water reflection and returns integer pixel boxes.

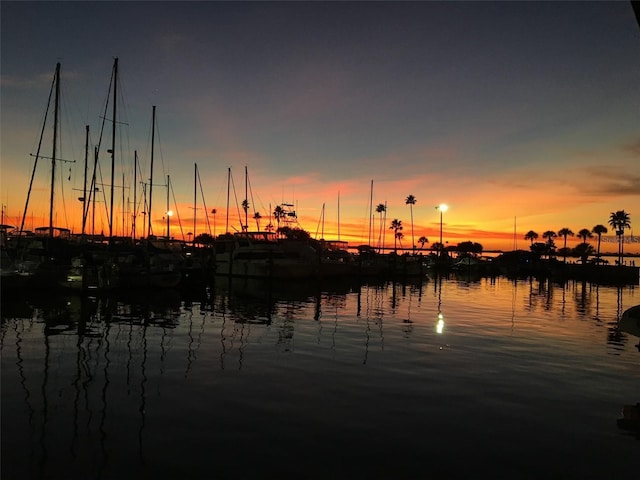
[1,275,638,478]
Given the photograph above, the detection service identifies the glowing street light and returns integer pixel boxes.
[435,203,448,257]
[166,209,173,239]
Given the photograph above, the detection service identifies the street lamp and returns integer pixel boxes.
[166,210,173,239]
[435,203,448,257]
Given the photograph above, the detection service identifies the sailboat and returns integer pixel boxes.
[6,62,85,289]
[111,104,182,289]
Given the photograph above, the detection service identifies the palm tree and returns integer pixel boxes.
[542,230,557,259]
[253,211,262,231]
[591,224,608,261]
[396,231,404,250]
[376,203,386,252]
[273,205,285,234]
[418,236,429,251]
[577,228,592,243]
[211,208,217,237]
[608,210,631,265]
[389,218,403,254]
[557,227,574,263]
[405,195,416,254]
[574,242,596,265]
[524,230,538,245]
[242,199,249,232]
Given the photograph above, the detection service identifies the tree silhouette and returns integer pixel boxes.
[389,218,403,254]
[557,228,574,263]
[211,208,217,237]
[608,210,631,265]
[577,228,593,243]
[273,205,285,234]
[242,199,249,232]
[574,242,595,264]
[457,241,483,256]
[194,233,215,245]
[524,230,538,245]
[418,236,429,250]
[376,203,386,252]
[405,194,416,254]
[278,226,311,241]
[253,211,262,231]
[591,224,608,261]
[530,242,548,258]
[542,230,557,259]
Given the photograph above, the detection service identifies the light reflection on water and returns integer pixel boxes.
[1,274,638,479]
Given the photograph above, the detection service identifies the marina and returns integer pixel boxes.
[2,3,640,477]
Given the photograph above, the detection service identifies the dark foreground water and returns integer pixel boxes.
[1,273,639,479]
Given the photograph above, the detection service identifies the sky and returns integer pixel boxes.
[1,0,639,254]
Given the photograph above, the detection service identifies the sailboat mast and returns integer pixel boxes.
[244,165,248,232]
[81,125,89,236]
[132,151,137,240]
[122,172,125,236]
[226,167,230,234]
[48,62,61,236]
[20,62,57,237]
[166,174,170,239]
[109,57,118,239]
[193,163,197,243]
[368,180,373,246]
[148,105,156,237]
[338,191,341,242]
[92,147,98,236]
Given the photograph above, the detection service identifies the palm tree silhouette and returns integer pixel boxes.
[211,208,217,237]
[376,203,386,252]
[418,236,429,251]
[254,211,262,231]
[405,194,416,255]
[273,205,285,234]
[557,227,574,263]
[389,218,403,254]
[242,199,249,232]
[591,224,608,261]
[524,230,538,245]
[542,230,557,259]
[577,228,592,243]
[574,242,596,264]
[608,210,631,265]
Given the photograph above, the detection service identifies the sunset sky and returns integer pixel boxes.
[1,1,639,253]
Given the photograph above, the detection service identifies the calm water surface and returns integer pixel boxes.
[1,274,639,479]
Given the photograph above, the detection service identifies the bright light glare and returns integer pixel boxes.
[439,203,448,212]
[436,314,444,334]
[167,210,173,217]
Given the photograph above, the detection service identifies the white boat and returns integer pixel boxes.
[214,232,319,279]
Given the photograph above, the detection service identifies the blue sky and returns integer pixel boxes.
[1,1,639,251]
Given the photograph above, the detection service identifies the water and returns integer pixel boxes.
[1,274,638,479]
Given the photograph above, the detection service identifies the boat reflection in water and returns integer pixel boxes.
[1,274,639,478]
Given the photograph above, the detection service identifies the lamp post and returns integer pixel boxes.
[435,203,448,257]
[166,210,173,239]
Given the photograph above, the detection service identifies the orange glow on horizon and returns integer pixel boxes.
[4,196,638,256]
